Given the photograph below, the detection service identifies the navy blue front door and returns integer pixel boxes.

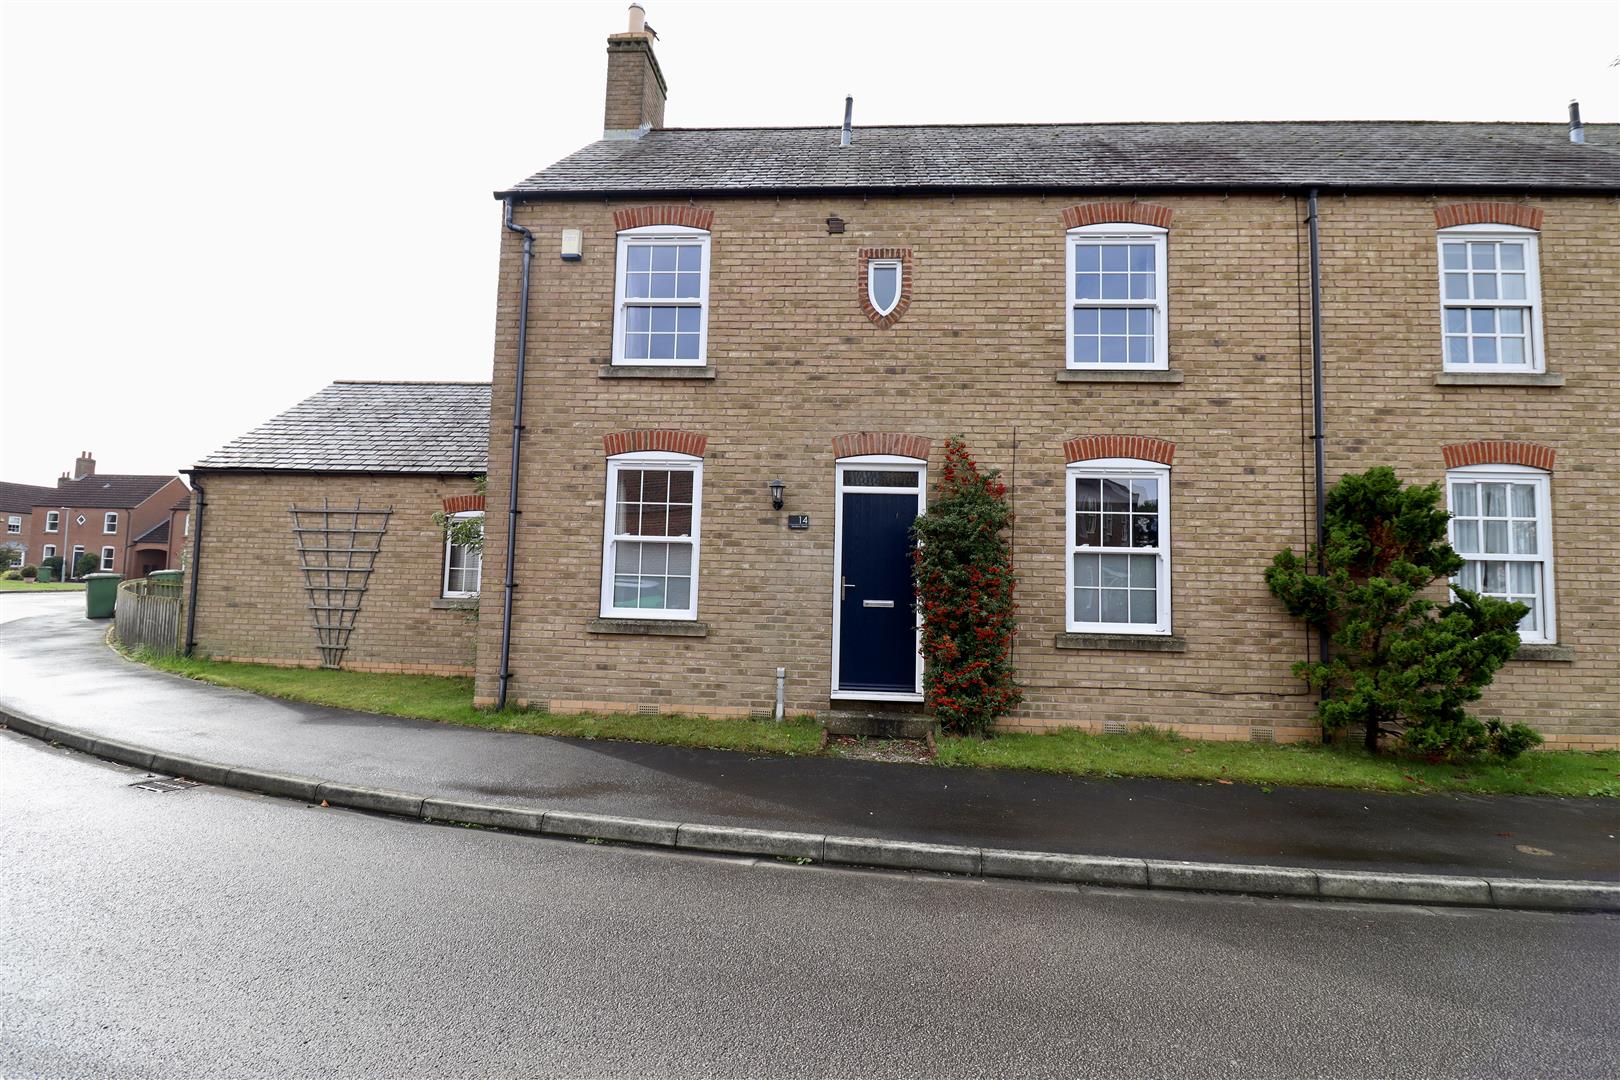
[838,491,919,693]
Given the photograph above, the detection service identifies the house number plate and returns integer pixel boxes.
[787,514,810,530]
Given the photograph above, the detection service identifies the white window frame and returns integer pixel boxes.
[42,545,56,560]
[610,225,711,367]
[1064,458,1172,634]
[1437,224,1545,374]
[103,511,118,534]
[1445,464,1555,645]
[866,258,903,317]
[441,511,483,599]
[71,545,84,571]
[44,511,60,533]
[600,450,703,621]
[1066,222,1169,370]
[6,515,19,534]
[100,546,116,572]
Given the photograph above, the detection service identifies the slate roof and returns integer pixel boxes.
[501,122,1620,197]
[131,519,170,546]
[194,381,491,474]
[44,475,178,510]
[0,481,57,514]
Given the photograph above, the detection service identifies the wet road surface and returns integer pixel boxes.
[2,598,1616,880]
[4,733,1618,1079]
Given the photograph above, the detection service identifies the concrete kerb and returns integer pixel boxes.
[4,706,1618,913]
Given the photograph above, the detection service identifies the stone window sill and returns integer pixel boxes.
[431,597,479,611]
[1434,372,1564,387]
[1511,643,1574,662]
[599,364,716,380]
[1056,368,1184,384]
[1054,632,1188,652]
[587,618,709,638]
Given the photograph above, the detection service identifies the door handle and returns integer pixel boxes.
[862,599,895,608]
[841,576,856,597]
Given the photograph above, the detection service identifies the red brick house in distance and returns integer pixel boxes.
[2,453,188,578]
[470,8,1620,749]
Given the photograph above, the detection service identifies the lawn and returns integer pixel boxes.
[131,650,824,755]
[0,579,86,592]
[127,651,1618,798]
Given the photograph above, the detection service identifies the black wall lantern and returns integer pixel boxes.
[768,479,786,511]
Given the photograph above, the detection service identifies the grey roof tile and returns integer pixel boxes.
[194,381,490,474]
[500,122,1620,197]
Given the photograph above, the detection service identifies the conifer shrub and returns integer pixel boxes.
[912,439,1021,736]
[1265,466,1540,759]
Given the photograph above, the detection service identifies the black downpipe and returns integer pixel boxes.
[183,476,206,655]
[496,198,533,710]
[1306,189,1330,728]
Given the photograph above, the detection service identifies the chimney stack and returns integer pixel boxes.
[73,451,96,480]
[1569,100,1585,144]
[604,4,667,140]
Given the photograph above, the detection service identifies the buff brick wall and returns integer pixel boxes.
[475,191,1618,747]
[188,473,482,675]
[1316,195,1620,749]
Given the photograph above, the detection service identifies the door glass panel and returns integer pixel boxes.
[844,470,919,488]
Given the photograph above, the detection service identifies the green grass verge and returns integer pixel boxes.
[0,579,86,591]
[935,726,1620,797]
[131,651,823,755]
[124,651,1616,797]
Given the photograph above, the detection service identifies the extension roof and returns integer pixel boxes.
[0,481,57,515]
[44,474,179,510]
[500,121,1620,198]
[131,519,170,546]
[193,381,491,474]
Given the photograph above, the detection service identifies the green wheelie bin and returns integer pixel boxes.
[85,573,122,619]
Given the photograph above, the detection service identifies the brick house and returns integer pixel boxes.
[2,454,189,578]
[0,481,56,568]
[472,12,1619,748]
[184,381,489,675]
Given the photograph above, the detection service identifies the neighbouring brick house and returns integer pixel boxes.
[472,10,1619,748]
[1,481,55,568]
[184,381,490,675]
[2,454,189,578]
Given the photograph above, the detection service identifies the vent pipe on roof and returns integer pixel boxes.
[1569,100,1585,144]
[840,95,853,147]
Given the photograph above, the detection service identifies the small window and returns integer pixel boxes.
[1066,459,1171,633]
[1067,223,1168,369]
[183,513,190,536]
[1438,226,1544,372]
[42,545,56,560]
[601,452,702,620]
[867,258,902,317]
[100,546,116,572]
[5,515,19,534]
[45,511,60,533]
[104,512,119,534]
[442,512,483,598]
[611,226,710,366]
[1447,466,1555,643]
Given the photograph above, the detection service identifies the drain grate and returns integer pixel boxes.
[130,777,201,794]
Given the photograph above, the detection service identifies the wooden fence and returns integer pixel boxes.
[115,576,183,656]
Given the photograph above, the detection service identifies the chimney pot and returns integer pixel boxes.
[1569,99,1585,144]
[628,3,645,33]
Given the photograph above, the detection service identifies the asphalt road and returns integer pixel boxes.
[4,733,1618,1079]
[5,595,1615,880]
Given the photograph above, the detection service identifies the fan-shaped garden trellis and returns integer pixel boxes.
[289,499,393,669]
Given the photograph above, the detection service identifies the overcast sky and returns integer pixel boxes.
[2,0,1616,484]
